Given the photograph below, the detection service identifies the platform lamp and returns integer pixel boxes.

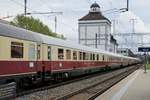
[144,53,147,73]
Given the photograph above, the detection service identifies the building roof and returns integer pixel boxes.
[79,2,111,23]
[79,12,111,23]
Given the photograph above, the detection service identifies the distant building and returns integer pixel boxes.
[109,35,118,53]
[117,48,134,57]
[78,2,118,52]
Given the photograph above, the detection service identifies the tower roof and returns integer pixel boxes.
[90,2,100,8]
[79,2,111,23]
[79,12,111,23]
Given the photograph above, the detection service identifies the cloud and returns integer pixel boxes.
[117,11,149,33]
[114,11,150,51]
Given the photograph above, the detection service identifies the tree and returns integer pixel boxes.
[10,15,65,39]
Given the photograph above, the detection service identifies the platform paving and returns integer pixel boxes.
[95,68,150,100]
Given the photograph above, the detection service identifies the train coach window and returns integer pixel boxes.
[58,48,64,60]
[29,44,35,60]
[97,54,99,61]
[93,54,95,60]
[11,42,23,58]
[83,52,86,60]
[66,49,71,60]
[73,51,77,60]
[90,53,93,60]
[48,46,51,60]
[79,52,82,60]
[102,55,105,61]
[37,45,41,59]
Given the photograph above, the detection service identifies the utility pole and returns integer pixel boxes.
[24,0,27,16]
[54,16,57,33]
[112,20,118,35]
[127,0,129,11]
[95,33,98,48]
[27,12,63,33]
[24,0,27,29]
[130,18,136,33]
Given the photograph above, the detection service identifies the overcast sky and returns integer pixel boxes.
[0,0,150,51]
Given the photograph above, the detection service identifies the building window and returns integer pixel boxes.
[48,46,51,60]
[73,51,77,60]
[37,45,41,59]
[66,49,71,60]
[11,42,23,58]
[29,44,35,60]
[58,48,64,60]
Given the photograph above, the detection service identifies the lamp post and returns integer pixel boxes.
[144,53,147,73]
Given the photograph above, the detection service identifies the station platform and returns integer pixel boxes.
[95,68,150,100]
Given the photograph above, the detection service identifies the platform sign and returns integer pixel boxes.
[138,47,150,52]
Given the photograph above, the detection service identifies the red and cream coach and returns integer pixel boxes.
[0,22,139,86]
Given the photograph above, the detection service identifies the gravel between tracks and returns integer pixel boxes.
[15,66,137,100]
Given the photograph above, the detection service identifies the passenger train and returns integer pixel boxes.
[0,22,139,86]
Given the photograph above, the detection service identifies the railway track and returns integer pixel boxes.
[17,68,109,97]
[15,64,141,100]
[57,64,141,100]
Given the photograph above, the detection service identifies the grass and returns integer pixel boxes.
[146,63,150,70]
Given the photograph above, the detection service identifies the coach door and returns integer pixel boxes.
[28,44,36,68]
[36,44,42,75]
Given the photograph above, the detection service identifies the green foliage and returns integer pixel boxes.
[10,15,65,39]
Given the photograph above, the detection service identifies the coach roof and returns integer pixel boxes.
[0,22,42,43]
[38,33,137,60]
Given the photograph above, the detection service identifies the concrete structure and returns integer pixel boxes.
[0,19,9,24]
[117,48,134,57]
[78,2,118,53]
[95,69,150,100]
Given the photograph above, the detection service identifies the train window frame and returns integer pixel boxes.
[28,44,35,60]
[58,48,64,60]
[48,46,51,60]
[66,49,71,60]
[11,41,24,58]
[73,51,77,60]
